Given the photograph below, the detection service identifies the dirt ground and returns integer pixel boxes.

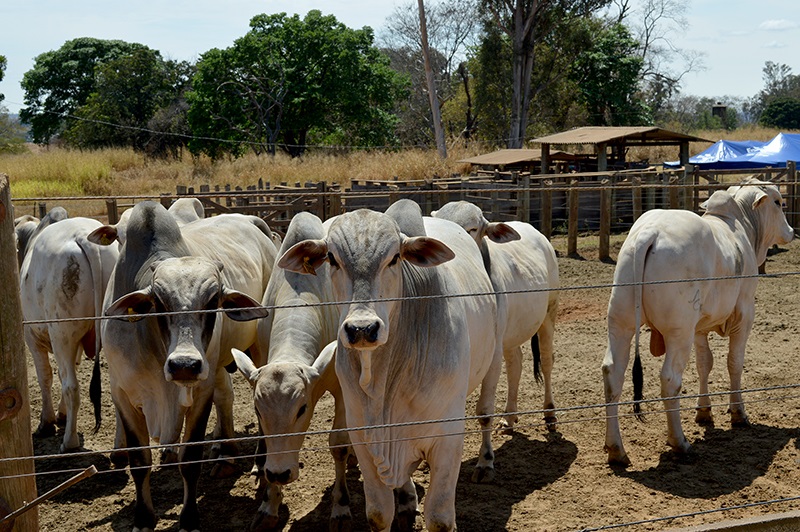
[24,235,800,531]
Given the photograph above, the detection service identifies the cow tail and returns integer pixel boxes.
[632,229,656,422]
[78,236,104,434]
[531,334,543,384]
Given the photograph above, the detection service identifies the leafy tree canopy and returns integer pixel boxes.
[20,37,151,143]
[0,54,6,103]
[760,97,800,130]
[188,10,408,158]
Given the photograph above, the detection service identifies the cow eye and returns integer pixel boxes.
[327,252,338,269]
[205,295,219,310]
[296,404,307,420]
[775,200,782,208]
[388,253,400,267]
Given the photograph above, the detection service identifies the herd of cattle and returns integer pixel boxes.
[11,177,794,532]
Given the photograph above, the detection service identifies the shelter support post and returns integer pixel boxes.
[632,176,642,221]
[0,174,39,532]
[541,144,550,174]
[597,143,607,172]
[789,161,799,230]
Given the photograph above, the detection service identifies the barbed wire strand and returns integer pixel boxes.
[3,382,799,470]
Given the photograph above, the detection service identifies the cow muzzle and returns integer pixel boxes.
[165,353,208,384]
[342,318,383,349]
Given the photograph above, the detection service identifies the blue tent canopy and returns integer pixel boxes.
[664,133,800,169]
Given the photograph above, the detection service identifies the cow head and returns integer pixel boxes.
[432,200,520,246]
[277,210,454,351]
[105,257,267,387]
[232,342,335,485]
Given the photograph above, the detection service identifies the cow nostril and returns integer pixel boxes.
[266,469,292,485]
[343,323,359,345]
[365,321,380,342]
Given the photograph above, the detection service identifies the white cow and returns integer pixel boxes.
[19,208,119,452]
[279,209,501,532]
[89,202,274,531]
[14,214,40,269]
[231,211,350,531]
[167,197,205,226]
[432,201,560,431]
[602,178,794,466]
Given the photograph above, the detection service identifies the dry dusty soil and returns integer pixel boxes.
[23,236,800,531]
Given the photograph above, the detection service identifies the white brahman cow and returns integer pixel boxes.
[602,178,794,466]
[279,209,501,532]
[18,208,119,452]
[89,202,273,531]
[231,211,351,531]
[432,201,560,432]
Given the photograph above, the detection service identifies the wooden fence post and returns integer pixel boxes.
[540,179,552,239]
[0,174,39,531]
[599,179,611,261]
[520,174,531,223]
[669,175,680,210]
[788,160,798,230]
[567,179,579,257]
[632,176,642,221]
[105,199,119,225]
[37,202,47,219]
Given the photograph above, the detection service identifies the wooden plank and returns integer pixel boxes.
[0,174,39,532]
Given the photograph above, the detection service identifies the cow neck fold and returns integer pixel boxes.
[733,191,764,265]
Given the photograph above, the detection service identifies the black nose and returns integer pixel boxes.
[344,321,380,345]
[167,357,203,380]
[266,469,292,485]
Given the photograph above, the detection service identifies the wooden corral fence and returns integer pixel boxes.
[45,161,800,262]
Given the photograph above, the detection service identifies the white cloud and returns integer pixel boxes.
[759,19,798,31]
[763,40,787,48]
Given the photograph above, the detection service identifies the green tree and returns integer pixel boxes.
[0,53,6,103]
[63,50,193,153]
[188,11,407,158]
[760,98,800,130]
[19,38,150,144]
[569,22,648,126]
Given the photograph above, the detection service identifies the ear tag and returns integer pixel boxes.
[302,256,317,276]
[126,307,141,323]
[100,235,113,245]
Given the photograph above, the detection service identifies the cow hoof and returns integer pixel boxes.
[59,442,80,454]
[604,445,631,468]
[731,413,750,427]
[394,509,416,532]
[545,415,558,432]
[210,459,239,479]
[329,514,353,532]
[471,466,495,483]
[346,452,359,470]
[56,412,67,427]
[667,440,692,455]
[110,449,129,469]
[250,511,280,532]
[34,423,56,438]
[695,408,714,426]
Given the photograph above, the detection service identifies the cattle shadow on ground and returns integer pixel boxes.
[287,466,369,531]
[454,431,577,530]
[617,422,799,499]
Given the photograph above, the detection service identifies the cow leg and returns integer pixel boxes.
[393,477,418,532]
[110,409,130,468]
[117,398,156,532]
[727,322,753,427]
[53,340,82,452]
[601,323,634,467]
[423,434,462,532]
[661,336,692,454]
[473,348,502,483]
[178,390,214,532]
[329,387,353,530]
[210,370,238,478]
[351,440,394,532]
[694,334,714,425]
[28,335,57,438]
[497,345,521,434]
[538,316,558,431]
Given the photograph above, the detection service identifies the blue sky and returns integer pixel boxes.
[1,0,798,115]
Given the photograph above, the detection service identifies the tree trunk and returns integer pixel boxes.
[418,0,447,159]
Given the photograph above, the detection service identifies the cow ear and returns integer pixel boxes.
[401,236,455,267]
[485,222,521,243]
[752,189,769,210]
[231,348,261,387]
[277,239,329,275]
[87,225,119,246]
[311,341,337,381]
[220,288,268,321]
[105,288,154,321]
